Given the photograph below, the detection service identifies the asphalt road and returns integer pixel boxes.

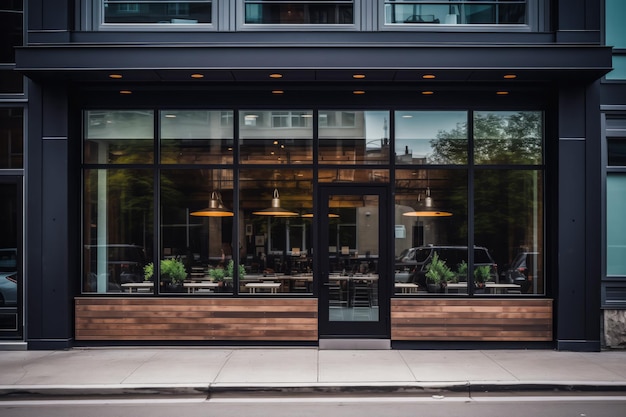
[1,395,626,417]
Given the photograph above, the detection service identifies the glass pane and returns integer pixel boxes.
[475,170,544,295]
[160,169,234,294]
[607,174,626,276]
[240,110,313,164]
[474,111,543,165]
[607,56,626,80]
[0,108,23,169]
[83,169,154,294]
[384,1,526,25]
[606,0,626,49]
[84,110,154,164]
[395,111,468,165]
[327,194,379,321]
[239,168,314,294]
[0,4,23,63]
[245,1,353,24]
[103,1,212,24]
[394,169,468,295]
[0,69,23,94]
[160,110,233,164]
[608,138,626,166]
[319,111,391,165]
[0,185,18,312]
[318,169,389,183]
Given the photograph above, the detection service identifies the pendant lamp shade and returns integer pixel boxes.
[253,188,298,217]
[402,187,452,217]
[190,191,234,217]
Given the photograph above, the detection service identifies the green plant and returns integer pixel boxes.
[474,265,492,284]
[143,258,187,284]
[209,260,246,282]
[425,252,455,285]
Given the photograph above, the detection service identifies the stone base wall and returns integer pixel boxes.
[603,310,626,348]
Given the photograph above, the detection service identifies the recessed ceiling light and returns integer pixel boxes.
[503,74,517,79]
[119,90,132,95]
[272,90,284,94]
[353,90,366,95]
[422,74,436,79]
[353,74,366,79]
[496,91,510,95]
[421,91,434,95]
[402,114,413,118]
[191,73,204,79]
[164,114,177,118]
[269,73,283,79]
[109,74,123,79]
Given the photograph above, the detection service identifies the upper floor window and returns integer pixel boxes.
[244,1,354,25]
[384,1,527,25]
[103,1,212,24]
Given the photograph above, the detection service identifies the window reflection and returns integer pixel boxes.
[394,169,468,295]
[244,1,354,24]
[83,169,154,294]
[395,111,467,165]
[0,108,23,168]
[473,111,543,165]
[319,110,390,165]
[103,1,212,24]
[84,110,154,164]
[384,1,527,25]
[160,110,233,164]
[240,110,313,164]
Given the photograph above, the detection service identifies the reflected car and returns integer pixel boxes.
[0,248,18,306]
[84,244,147,291]
[395,245,497,287]
[501,252,540,293]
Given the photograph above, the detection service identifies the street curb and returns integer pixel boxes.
[2,382,626,400]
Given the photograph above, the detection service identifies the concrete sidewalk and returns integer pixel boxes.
[1,348,626,399]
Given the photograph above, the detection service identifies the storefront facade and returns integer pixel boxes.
[3,0,619,350]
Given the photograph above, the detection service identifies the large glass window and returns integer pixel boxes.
[0,108,23,168]
[607,174,626,276]
[394,110,544,296]
[103,1,212,24]
[244,1,353,24]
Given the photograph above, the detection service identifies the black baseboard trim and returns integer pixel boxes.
[556,339,601,352]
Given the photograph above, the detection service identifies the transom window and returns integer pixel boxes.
[244,1,354,25]
[102,1,212,24]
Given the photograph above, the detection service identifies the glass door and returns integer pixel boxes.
[318,186,389,338]
[0,177,22,339]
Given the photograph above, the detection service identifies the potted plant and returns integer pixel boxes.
[144,258,187,290]
[456,261,468,282]
[209,260,245,292]
[425,252,455,293]
[473,265,491,291]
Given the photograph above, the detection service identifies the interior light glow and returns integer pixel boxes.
[109,74,123,79]
[269,73,283,78]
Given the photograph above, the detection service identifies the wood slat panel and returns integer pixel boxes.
[76,297,318,341]
[391,298,553,341]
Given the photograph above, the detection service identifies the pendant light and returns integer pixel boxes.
[190,191,234,217]
[402,187,452,217]
[253,188,298,217]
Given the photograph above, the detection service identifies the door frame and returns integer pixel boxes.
[317,184,391,339]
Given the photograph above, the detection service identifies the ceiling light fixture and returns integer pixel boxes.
[190,191,234,217]
[496,91,510,95]
[503,74,517,79]
[109,74,123,79]
[191,73,205,79]
[353,74,366,79]
[253,189,298,217]
[119,90,132,95]
[272,90,284,94]
[402,187,452,217]
[421,91,434,95]
[353,90,366,95]
[269,73,283,79]
[422,74,436,79]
